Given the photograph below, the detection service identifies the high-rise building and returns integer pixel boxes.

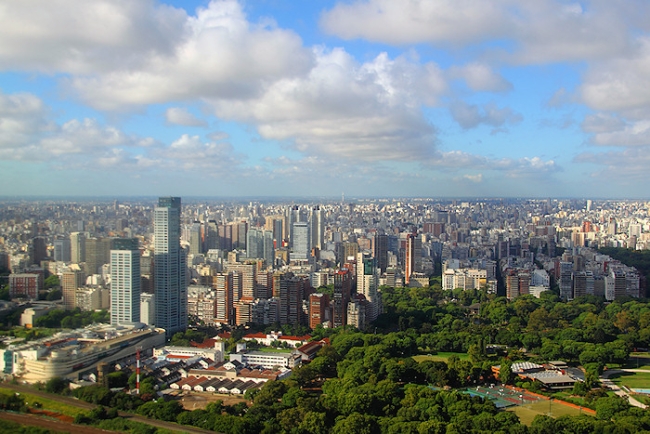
[70,232,86,264]
[356,252,381,323]
[29,237,47,265]
[559,261,573,300]
[53,238,71,262]
[85,237,112,277]
[110,238,141,326]
[189,222,202,256]
[154,197,187,339]
[291,221,310,261]
[62,267,84,310]
[226,263,256,299]
[275,272,307,325]
[214,272,234,324]
[309,293,329,329]
[332,269,351,327]
[373,233,388,273]
[205,220,219,251]
[310,206,324,250]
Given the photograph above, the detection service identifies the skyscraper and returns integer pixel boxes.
[356,251,381,323]
[70,232,86,264]
[310,206,324,250]
[291,221,310,261]
[110,238,141,326]
[154,197,187,339]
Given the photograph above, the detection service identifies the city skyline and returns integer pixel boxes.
[1,1,650,199]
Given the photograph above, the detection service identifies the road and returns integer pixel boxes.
[0,383,217,434]
[600,369,648,409]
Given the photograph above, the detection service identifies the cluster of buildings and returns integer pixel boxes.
[0,197,648,340]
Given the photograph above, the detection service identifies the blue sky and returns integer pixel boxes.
[1,0,650,199]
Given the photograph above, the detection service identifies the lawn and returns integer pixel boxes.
[0,388,85,417]
[608,370,650,389]
[625,353,650,370]
[412,352,469,363]
[508,399,590,426]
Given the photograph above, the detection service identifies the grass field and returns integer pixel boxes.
[413,352,470,363]
[507,399,590,425]
[0,387,86,417]
[625,353,650,370]
[609,370,650,389]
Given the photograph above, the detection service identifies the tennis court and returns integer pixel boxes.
[464,385,541,408]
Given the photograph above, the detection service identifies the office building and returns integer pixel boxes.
[70,232,86,264]
[110,238,141,326]
[291,221,310,261]
[154,197,187,339]
[62,267,84,310]
[53,238,71,262]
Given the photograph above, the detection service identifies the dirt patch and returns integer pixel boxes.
[29,408,75,423]
[0,411,110,434]
[176,392,249,410]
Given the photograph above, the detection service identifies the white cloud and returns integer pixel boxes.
[321,0,639,64]
[581,37,650,114]
[0,91,54,157]
[151,134,243,171]
[320,0,509,46]
[69,0,312,109]
[463,174,483,183]
[209,48,446,161]
[450,101,522,131]
[575,147,650,181]
[0,0,187,73]
[165,107,207,127]
[581,113,625,134]
[427,151,560,178]
[448,63,512,92]
[587,119,650,147]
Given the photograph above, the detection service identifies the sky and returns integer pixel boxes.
[1,0,650,199]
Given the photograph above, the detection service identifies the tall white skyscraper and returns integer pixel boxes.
[154,197,187,339]
[110,238,141,326]
[291,221,310,261]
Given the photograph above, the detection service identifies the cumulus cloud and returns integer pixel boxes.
[450,101,522,131]
[575,147,650,181]
[69,0,312,109]
[463,174,483,183]
[581,37,650,114]
[587,119,650,147]
[448,63,512,92]
[321,0,638,64]
[581,113,625,134]
[0,89,243,174]
[165,107,207,127]
[209,48,446,161]
[427,151,560,178]
[0,91,55,156]
[0,0,187,73]
[320,0,509,46]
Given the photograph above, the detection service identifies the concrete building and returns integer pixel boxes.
[154,197,187,339]
[110,238,141,326]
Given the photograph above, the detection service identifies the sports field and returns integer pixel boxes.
[507,399,590,425]
[465,385,540,408]
[413,352,469,363]
[609,370,650,389]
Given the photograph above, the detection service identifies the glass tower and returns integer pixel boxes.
[154,197,187,339]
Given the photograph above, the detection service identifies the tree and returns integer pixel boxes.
[44,275,60,289]
[45,376,68,394]
[595,396,629,420]
[498,360,514,385]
